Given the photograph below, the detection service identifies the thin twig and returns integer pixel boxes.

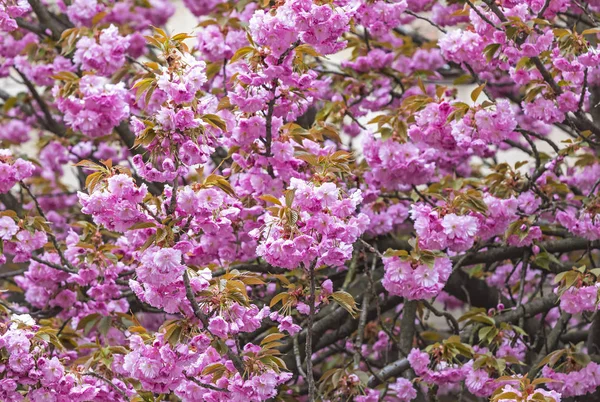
[580,68,588,112]
[305,262,317,402]
[183,270,247,376]
[185,375,229,392]
[354,282,371,368]
[527,312,571,379]
[405,10,447,33]
[537,0,552,18]
[0,268,26,278]
[30,255,75,274]
[422,300,460,335]
[293,334,308,378]
[465,0,500,29]
[22,182,77,273]
[83,372,130,401]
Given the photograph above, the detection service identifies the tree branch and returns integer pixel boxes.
[367,358,410,388]
[305,263,317,402]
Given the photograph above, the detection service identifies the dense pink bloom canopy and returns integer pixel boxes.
[3,0,600,401]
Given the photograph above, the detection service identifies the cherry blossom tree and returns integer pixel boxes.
[3,0,600,401]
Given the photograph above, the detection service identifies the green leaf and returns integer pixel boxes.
[483,43,501,62]
[458,308,487,322]
[471,83,486,102]
[553,28,571,38]
[533,251,562,270]
[230,46,255,63]
[582,28,600,35]
[331,291,358,317]
[284,189,295,208]
[51,71,80,81]
[295,44,322,57]
[202,362,227,377]
[74,159,104,171]
[261,333,286,345]
[259,195,282,205]
[77,313,100,330]
[516,56,531,71]
[204,174,236,197]
[383,249,409,258]
[97,316,112,336]
[468,314,496,326]
[172,33,192,42]
[128,222,157,230]
[270,292,289,308]
[202,114,227,131]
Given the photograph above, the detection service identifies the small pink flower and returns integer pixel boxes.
[208,316,229,339]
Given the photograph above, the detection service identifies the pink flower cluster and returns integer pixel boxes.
[408,99,517,157]
[394,48,446,76]
[557,209,600,240]
[208,304,270,339]
[409,101,456,150]
[2,229,47,264]
[122,333,195,394]
[410,194,523,253]
[14,54,74,87]
[174,186,260,265]
[196,24,247,63]
[254,178,369,269]
[363,135,435,190]
[66,0,104,26]
[0,119,30,144]
[453,100,518,151]
[269,312,302,335]
[355,0,407,36]
[462,345,526,397]
[136,246,186,287]
[0,314,131,402]
[0,0,30,32]
[438,29,488,68]
[408,348,466,386]
[130,245,209,314]
[388,377,417,401]
[477,195,519,240]
[121,332,291,401]
[411,204,479,252]
[464,364,499,397]
[155,54,207,104]
[342,49,394,73]
[130,49,216,181]
[10,226,132,321]
[362,200,409,237]
[70,0,174,30]
[542,362,600,397]
[128,185,264,314]
[78,174,148,232]
[56,75,130,138]
[249,0,350,56]
[557,284,600,314]
[382,253,452,300]
[14,252,71,309]
[182,0,224,17]
[74,25,130,76]
[495,384,561,402]
[0,150,34,193]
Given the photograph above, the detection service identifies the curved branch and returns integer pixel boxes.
[367,358,410,388]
